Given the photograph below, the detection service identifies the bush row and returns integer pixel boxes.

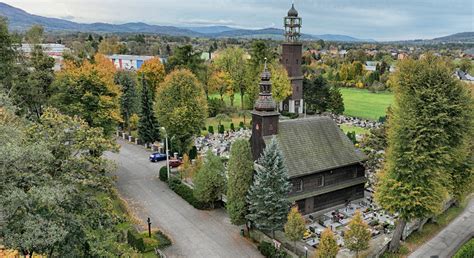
[168,177,207,209]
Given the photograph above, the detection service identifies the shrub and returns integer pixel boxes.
[188,145,198,160]
[239,121,245,129]
[143,237,159,252]
[167,176,207,209]
[156,231,172,248]
[127,229,146,252]
[168,176,181,190]
[258,241,290,258]
[208,98,225,117]
[218,124,225,134]
[230,123,235,131]
[347,131,357,144]
[208,125,214,134]
[454,239,474,258]
[159,166,168,182]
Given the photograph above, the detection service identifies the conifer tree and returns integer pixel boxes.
[328,87,345,115]
[193,151,226,208]
[284,206,306,252]
[343,210,370,258]
[138,76,160,146]
[246,137,291,238]
[227,139,254,225]
[315,228,339,258]
[375,55,473,251]
[115,70,139,134]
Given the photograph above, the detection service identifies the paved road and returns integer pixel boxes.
[408,197,474,258]
[106,139,261,258]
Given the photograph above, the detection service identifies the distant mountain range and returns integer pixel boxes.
[0,2,375,42]
[432,32,474,43]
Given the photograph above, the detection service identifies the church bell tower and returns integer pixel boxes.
[281,3,304,114]
[250,59,279,161]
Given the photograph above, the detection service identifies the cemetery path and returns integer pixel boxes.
[106,139,262,258]
[408,197,474,258]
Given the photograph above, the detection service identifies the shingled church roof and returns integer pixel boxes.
[265,116,367,178]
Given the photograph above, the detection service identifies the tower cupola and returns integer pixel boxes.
[284,3,302,42]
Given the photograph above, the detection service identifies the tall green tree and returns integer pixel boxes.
[193,151,226,208]
[246,41,274,107]
[12,45,55,120]
[155,69,207,154]
[327,86,344,115]
[303,75,330,113]
[343,210,371,258]
[227,139,254,225]
[246,137,291,238]
[315,228,339,258]
[115,71,139,134]
[25,25,44,44]
[0,17,16,91]
[138,76,160,146]
[284,206,306,252]
[375,55,473,251]
[214,47,247,108]
[0,106,134,257]
[166,45,203,74]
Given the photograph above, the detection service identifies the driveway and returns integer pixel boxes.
[408,197,474,258]
[106,139,261,258]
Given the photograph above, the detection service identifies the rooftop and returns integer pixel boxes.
[265,117,367,178]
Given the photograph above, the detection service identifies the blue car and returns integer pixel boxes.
[149,152,167,162]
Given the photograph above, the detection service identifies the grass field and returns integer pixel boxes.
[340,88,394,120]
[339,124,370,135]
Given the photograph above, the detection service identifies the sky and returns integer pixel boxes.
[2,0,473,41]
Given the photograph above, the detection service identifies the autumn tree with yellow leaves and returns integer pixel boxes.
[137,57,166,98]
[50,54,122,136]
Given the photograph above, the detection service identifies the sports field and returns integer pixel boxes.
[340,88,394,120]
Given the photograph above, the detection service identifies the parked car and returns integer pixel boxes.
[168,159,182,168]
[149,152,167,162]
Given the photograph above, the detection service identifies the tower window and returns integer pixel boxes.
[286,59,288,64]
[296,59,299,64]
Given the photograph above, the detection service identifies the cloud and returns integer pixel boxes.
[1,0,472,41]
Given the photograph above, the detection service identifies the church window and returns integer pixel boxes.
[292,179,303,192]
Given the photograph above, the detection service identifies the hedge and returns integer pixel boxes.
[159,166,168,182]
[230,123,235,131]
[454,238,474,258]
[168,177,207,209]
[239,121,245,129]
[127,229,146,252]
[208,125,214,134]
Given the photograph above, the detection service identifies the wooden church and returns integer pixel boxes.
[249,4,367,214]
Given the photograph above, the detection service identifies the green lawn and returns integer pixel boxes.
[339,124,370,135]
[340,88,394,120]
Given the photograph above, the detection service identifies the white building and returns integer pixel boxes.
[107,55,166,70]
[20,44,69,71]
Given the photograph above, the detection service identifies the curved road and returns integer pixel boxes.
[408,197,474,258]
[107,139,261,258]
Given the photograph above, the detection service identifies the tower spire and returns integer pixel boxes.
[254,58,276,112]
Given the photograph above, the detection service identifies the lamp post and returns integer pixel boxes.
[304,246,308,258]
[161,127,170,180]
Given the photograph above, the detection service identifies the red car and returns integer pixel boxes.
[168,159,182,168]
